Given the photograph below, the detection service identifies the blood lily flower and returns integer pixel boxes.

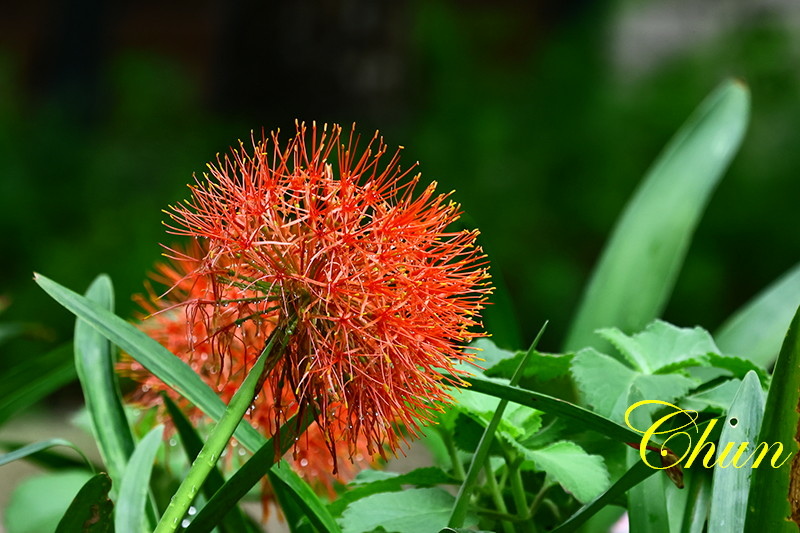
[164,122,492,467]
[118,245,375,497]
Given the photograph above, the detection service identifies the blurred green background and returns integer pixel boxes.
[2,0,800,367]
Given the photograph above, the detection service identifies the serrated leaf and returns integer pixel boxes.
[597,320,718,373]
[716,262,800,368]
[516,441,610,503]
[115,425,163,533]
[706,353,768,385]
[453,387,542,440]
[329,467,458,517]
[565,81,750,352]
[55,473,114,533]
[570,348,697,422]
[339,488,476,533]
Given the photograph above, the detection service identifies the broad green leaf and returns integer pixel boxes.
[464,338,574,381]
[115,425,163,533]
[681,379,742,413]
[457,374,643,444]
[340,488,476,533]
[0,438,94,471]
[74,275,136,490]
[6,470,93,533]
[705,353,768,385]
[516,441,610,503]
[550,460,657,533]
[329,467,459,517]
[744,305,800,532]
[0,342,76,426]
[34,274,337,531]
[716,262,800,368]
[570,348,697,422]
[55,473,114,533]
[597,320,718,373]
[565,80,750,352]
[162,395,253,533]
[708,371,764,533]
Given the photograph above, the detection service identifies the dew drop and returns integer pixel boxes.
[300,458,309,467]
[188,506,197,516]
[181,518,191,528]
[141,385,151,392]
[169,438,178,447]
[221,449,228,457]
[238,448,247,456]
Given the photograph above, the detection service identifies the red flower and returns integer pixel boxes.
[165,122,492,466]
[118,244,375,499]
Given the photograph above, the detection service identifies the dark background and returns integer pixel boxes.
[2,0,800,367]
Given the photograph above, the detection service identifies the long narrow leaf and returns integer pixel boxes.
[459,374,643,444]
[115,425,164,533]
[35,274,337,531]
[565,80,750,352]
[716,262,800,368]
[74,275,136,488]
[0,438,94,471]
[744,305,800,531]
[708,371,764,533]
[551,459,657,533]
[0,440,103,471]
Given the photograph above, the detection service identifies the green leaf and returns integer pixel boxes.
[0,342,76,426]
[597,320,718,373]
[570,348,697,422]
[708,371,765,533]
[705,353,769,385]
[550,460,657,533]
[329,467,459,517]
[6,470,94,533]
[340,487,476,533]
[465,339,574,381]
[0,440,103,471]
[55,473,114,533]
[115,425,163,533]
[74,275,136,490]
[716,262,800,368]
[457,374,643,444]
[453,387,542,440]
[0,438,94,471]
[516,441,610,503]
[744,305,800,532]
[565,80,750,352]
[34,273,338,532]
[681,379,742,413]
[267,460,344,533]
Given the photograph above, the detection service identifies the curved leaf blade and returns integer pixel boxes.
[744,305,800,532]
[74,275,136,488]
[0,438,94,471]
[565,80,750,352]
[716,262,800,368]
[115,425,163,533]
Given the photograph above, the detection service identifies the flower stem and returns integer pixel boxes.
[153,320,293,533]
[484,463,515,533]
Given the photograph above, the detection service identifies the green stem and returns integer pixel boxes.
[439,427,466,481]
[528,481,553,518]
[508,457,535,533]
[153,319,294,533]
[484,463,515,533]
[447,323,547,529]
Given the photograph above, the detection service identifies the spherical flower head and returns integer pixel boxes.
[118,244,376,500]
[165,122,492,467]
